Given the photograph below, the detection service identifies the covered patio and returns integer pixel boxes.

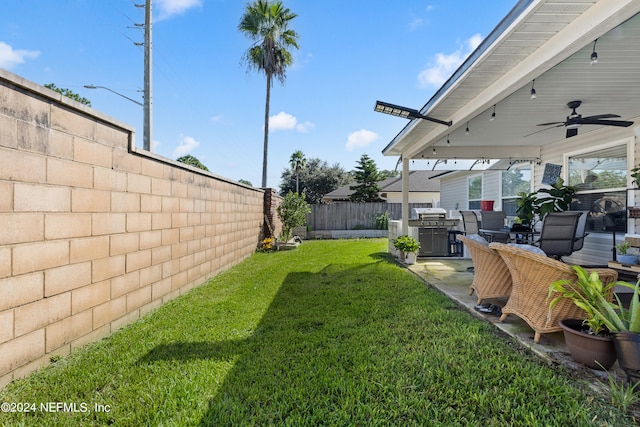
[380,0,640,268]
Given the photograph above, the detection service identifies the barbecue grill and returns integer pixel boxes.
[408,208,460,256]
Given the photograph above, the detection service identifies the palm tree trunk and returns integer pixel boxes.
[261,72,272,188]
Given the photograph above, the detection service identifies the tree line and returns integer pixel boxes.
[280,151,398,204]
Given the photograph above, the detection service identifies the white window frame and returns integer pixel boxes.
[500,163,533,217]
[563,137,633,235]
[562,138,633,192]
[467,174,483,209]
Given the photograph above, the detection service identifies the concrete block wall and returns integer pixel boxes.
[0,69,270,388]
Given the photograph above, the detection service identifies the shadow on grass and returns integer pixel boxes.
[138,258,412,425]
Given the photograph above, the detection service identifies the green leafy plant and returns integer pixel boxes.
[549,266,617,335]
[616,241,631,255]
[516,178,577,228]
[373,211,390,230]
[277,191,311,241]
[515,191,537,228]
[597,365,640,412]
[393,235,420,254]
[535,178,576,218]
[592,279,640,333]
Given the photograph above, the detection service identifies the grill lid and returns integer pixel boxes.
[411,207,447,219]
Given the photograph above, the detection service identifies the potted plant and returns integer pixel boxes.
[615,241,638,265]
[514,179,577,231]
[535,178,576,217]
[591,279,640,379]
[393,235,420,265]
[515,191,536,230]
[548,266,618,370]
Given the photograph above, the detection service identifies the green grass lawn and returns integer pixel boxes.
[0,239,635,426]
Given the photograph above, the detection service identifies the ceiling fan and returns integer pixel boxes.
[535,100,634,138]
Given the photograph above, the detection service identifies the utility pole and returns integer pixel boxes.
[136,0,153,151]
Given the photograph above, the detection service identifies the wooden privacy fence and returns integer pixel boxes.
[307,202,432,231]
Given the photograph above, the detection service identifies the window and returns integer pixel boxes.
[567,144,628,233]
[501,165,531,217]
[468,175,482,209]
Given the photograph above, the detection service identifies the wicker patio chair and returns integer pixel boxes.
[457,234,512,304]
[488,242,617,343]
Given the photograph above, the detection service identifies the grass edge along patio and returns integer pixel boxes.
[0,239,636,426]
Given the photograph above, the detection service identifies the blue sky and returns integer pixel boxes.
[1,0,515,189]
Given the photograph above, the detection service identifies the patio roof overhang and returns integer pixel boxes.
[381,0,640,162]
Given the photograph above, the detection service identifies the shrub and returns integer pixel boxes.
[277,191,311,241]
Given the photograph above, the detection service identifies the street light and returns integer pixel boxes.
[84,85,143,106]
[84,84,150,151]
[374,100,452,127]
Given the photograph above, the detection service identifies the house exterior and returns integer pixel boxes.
[322,170,441,205]
[380,0,640,266]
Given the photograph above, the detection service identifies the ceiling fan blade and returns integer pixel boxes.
[566,128,578,138]
[581,114,620,120]
[578,119,634,127]
[524,125,562,138]
[536,121,565,127]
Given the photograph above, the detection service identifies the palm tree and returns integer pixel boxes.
[289,150,306,194]
[239,0,299,188]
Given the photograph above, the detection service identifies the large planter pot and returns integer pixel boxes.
[559,319,617,370]
[612,332,640,379]
[404,252,417,265]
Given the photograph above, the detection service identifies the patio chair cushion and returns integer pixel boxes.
[466,233,489,246]
[507,243,546,256]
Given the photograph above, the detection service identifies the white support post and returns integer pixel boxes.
[402,157,409,236]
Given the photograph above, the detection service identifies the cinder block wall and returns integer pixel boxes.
[0,69,273,388]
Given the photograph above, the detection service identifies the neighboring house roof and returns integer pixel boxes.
[381,1,640,163]
[322,171,441,202]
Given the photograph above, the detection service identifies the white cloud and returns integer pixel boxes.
[417,33,483,88]
[172,134,200,158]
[269,111,297,131]
[0,42,40,69]
[296,121,315,133]
[345,129,378,152]
[156,0,202,20]
[268,111,314,133]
